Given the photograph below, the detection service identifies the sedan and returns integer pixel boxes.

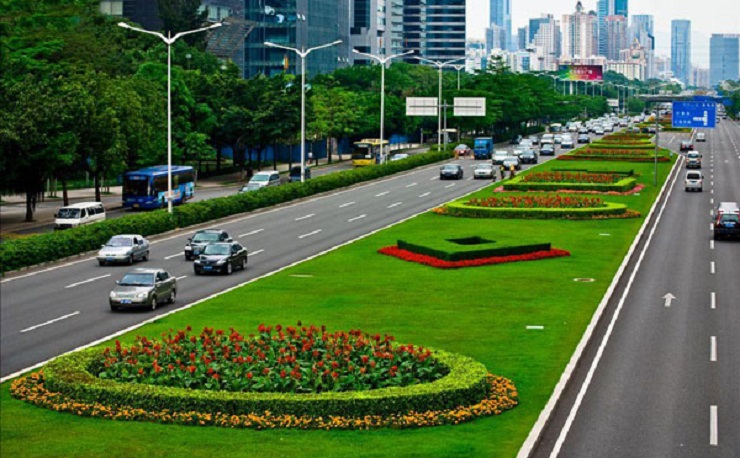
[440,164,464,180]
[502,156,521,171]
[527,135,540,145]
[560,137,574,148]
[390,153,410,161]
[540,144,556,156]
[577,134,591,144]
[519,150,538,164]
[473,163,495,179]
[194,241,248,275]
[97,234,150,266]
[109,268,176,311]
[184,229,231,261]
[453,144,472,157]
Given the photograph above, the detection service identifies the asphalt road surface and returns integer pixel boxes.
[530,122,740,457]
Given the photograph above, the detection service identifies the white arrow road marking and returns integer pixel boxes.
[387,202,403,208]
[238,228,264,238]
[338,201,355,208]
[298,229,322,239]
[347,214,367,223]
[663,293,676,307]
[294,213,315,221]
[21,311,80,333]
[65,274,111,289]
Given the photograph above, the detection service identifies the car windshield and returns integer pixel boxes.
[442,165,458,171]
[203,244,231,255]
[193,232,222,243]
[119,273,154,287]
[251,174,270,182]
[455,144,468,150]
[687,173,701,179]
[476,164,492,170]
[687,153,699,158]
[106,237,133,247]
[720,214,739,223]
[57,208,80,219]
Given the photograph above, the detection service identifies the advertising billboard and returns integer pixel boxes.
[557,65,603,81]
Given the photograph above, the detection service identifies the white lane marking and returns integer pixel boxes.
[710,209,714,216]
[710,240,714,250]
[375,191,389,197]
[250,249,264,256]
[338,201,355,208]
[347,214,367,223]
[387,202,403,208]
[445,183,456,188]
[419,192,431,197]
[65,274,111,289]
[20,311,80,333]
[710,198,714,204]
[710,405,718,446]
[175,275,188,281]
[710,261,715,274]
[430,176,438,181]
[711,292,716,309]
[294,213,315,221]
[164,253,182,260]
[710,223,714,231]
[711,181,714,186]
[526,325,544,330]
[405,182,418,188]
[711,189,714,194]
[710,336,717,362]
[238,228,264,238]
[298,229,322,239]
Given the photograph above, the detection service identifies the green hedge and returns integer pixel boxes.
[557,155,670,163]
[397,238,551,261]
[442,201,629,219]
[588,143,654,150]
[0,151,452,273]
[502,175,637,193]
[42,347,489,418]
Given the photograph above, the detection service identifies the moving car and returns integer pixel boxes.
[54,202,106,230]
[680,140,693,152]
[109,268,176,311]
[245,170,281,189]
[509,135,523,145]
[390,153,410,161]
[577,134,590,144]
[473,163,495,179]
[184,229,231,261]
[527,135,540,145]
[502,156,521,171]
[439,164,464,180]
[696,132,706,142]
[560,137,574,148]
[492,150,510,165]
[519,150,538,164]
[684,171,703,192]
[453,144,472,157]
[97,234,150,266]
[713,202,740,240]
[288,166,311,182]
[540,144,555,156]
[686,151,702,169]
[193,241,248,275]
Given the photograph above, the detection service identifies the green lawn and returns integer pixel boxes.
[0,157,675,458]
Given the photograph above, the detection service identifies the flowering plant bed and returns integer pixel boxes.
[503,172,636,193]
[468,195,606,208]
[11,371,518,430]
[379,245,570,269]
[438,199,633,219]
[519,171,624,184]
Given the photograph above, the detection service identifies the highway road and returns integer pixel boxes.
[530,121,740,457]
[1,145,570,379]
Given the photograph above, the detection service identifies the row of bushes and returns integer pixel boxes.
[397,238,551,262]
[588,142,654,150]
[503,176,637,193]
[40,347,490,418]
[0,151,452,273]
[549,168,634,176]
[441,201,630,219]
[557,154,670,163]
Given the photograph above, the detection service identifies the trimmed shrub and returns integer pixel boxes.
[503,175,637,193]
[397,238,551,262]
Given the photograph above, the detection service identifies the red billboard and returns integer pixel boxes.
[557,65,603,81]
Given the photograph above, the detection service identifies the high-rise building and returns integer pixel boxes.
[100,0,161,30]
[528,15,553,47]
[528,14,560,71]
[244,1,349,78]
[517,26,528,51]
[630,15,654,78]
[605,15,627,61]
[489,0,512,52]
[486,24,507,52]
[709,34,740,86]
[671,19,691,85]
[350,0,392,65]
[596,0,628,56]
[403,0,466,62]
[691,66,710,88]
[562,1,598,60]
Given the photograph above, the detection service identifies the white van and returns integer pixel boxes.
[239,170,281,193]
[684,171,703,192]
[54,202,106,230]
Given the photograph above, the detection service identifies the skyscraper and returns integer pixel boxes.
[630,15,654,78]
[350,0,391,65]
[671,19,691,85]
[597,0,628,56]
[403,0,466,62]
[605,15,627,61]
[562,2,598,60]
[709,34,740,86]
[489,0,512,52]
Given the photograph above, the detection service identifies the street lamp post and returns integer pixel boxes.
[453,64,465,90]
[415,56,465,153]
[352,49,415,164]
[264,39,342,182]
[118,21,223,213]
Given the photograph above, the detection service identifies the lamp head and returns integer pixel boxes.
[117,22,130,29]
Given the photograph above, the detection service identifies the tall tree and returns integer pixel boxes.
[158,0,209,46]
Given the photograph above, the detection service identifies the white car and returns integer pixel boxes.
[492,150,510,165]
[696,132,706,142]
[684,171,703,192]
[561,137,574,148]
[97,234,150,266]
[390,153,409,161]
[473,163,495,179]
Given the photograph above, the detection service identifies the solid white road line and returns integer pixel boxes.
[710,261,715,274]
[375,191,390,197]
[710,405,718,446]
[711,292,716,310]
[347,214,367,223]
[387,202,402,208]
[338,201,355,208]
[238,228,264,238]
[526,325,545,330]
[20,311,80,333]
[710,336,717,362]
[294,213,315,221]
[65,274,111,289]
[418,192,431,197]
[298,229,322,239]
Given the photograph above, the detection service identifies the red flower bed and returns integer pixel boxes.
[492,184,645,195]
[467,195,605,208]
[521,171,622,184]
[378,246,570,269]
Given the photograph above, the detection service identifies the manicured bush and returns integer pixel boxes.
[379,245,570,269]
[503,174,637,193]
[397,237,551,262]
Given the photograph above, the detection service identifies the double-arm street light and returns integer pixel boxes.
[352,49,414,164]
[118,21,223,213]
[264,39,342,182]
[415,56,465,152]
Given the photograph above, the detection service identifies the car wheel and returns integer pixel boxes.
[110,305,118,312]
[150,295,157,311]
[240,256,247,270]
[225,262,233,275]
[127,255,134,265]
[99,260,106,266]
[185,254,191,261]
[168,289,176,304]
[194,267,201,275]
[142,251,149,262]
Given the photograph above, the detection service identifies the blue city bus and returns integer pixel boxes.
[122,165,195,210]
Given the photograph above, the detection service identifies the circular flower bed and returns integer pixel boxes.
[12,325,519,429]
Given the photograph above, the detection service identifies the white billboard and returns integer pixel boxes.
[406,97,438,116]
[607,98,619,108]
[454,97,486,117]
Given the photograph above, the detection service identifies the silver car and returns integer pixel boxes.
[97,234,150,266]
[109,268,176,311]
[473,163,495,179]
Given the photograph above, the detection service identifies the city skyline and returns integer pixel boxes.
[466,0,740,67]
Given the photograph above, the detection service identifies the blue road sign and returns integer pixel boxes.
[672,101,716,128]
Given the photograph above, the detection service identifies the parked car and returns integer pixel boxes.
[577,134,591,144]
[696,132,706,142]
[680,140,694,152]
[686,151,702,169]
[97,234,150,266]
[684,171,703,192]
[109,267,176,311]
[540,144,556,156]
[519,150,538,164]
[288,166,311,182]
[453,144,472,157]
[440,164,464,180]
[193,241,248,275]
[184,229,231,261]
[492,150,510,165]
[473,163,495,179]
[502,156,521,171]
[390,153,410,161]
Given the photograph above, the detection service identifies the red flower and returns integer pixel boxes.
[246,372,253,379]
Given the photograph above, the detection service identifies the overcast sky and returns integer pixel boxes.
[467,0,740,67]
